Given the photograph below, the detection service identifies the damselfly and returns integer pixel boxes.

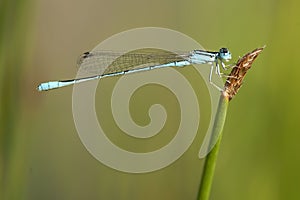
[37,48,231,91]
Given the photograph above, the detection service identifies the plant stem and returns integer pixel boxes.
[197,93,229,200]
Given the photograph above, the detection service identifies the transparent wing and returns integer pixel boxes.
[77,49,192,75]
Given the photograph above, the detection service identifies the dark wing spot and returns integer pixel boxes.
[82,51,91,59]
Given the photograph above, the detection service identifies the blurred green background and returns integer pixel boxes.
[1,0,300,199]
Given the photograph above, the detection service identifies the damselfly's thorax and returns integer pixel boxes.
[188,48,231,64]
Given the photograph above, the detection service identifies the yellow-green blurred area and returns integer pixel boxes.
[1,0,300,199]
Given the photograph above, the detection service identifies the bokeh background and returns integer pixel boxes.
[1,0,300,199]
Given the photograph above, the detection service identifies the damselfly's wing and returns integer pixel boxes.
[77,49,192,76]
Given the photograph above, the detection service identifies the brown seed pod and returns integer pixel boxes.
[223,46,265,100]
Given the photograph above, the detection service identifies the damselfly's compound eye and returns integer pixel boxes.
[220,48,228,53]
[219,48,232,61]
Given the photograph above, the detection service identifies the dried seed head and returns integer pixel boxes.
[223,46,265,101]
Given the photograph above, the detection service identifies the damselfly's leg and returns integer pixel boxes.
[221,61,229,70]
[215,61,225,78]
[209,64,223,91]
[226,63,236,69]
[215,62,220,76]
[222,74,237,79]
[216,61,236,78]
[225,77,238,84]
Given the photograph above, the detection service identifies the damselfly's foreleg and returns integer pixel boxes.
[226,63,236,69]
[215,61,235,78]
[221,61,229,70]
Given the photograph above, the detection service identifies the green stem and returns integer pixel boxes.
[197,94,229,200]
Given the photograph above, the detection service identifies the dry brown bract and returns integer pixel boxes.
[223,46,265,101]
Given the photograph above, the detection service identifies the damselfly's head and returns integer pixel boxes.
[218,48,232,61]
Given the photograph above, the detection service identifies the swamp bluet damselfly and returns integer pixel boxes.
[37,48,232,91]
